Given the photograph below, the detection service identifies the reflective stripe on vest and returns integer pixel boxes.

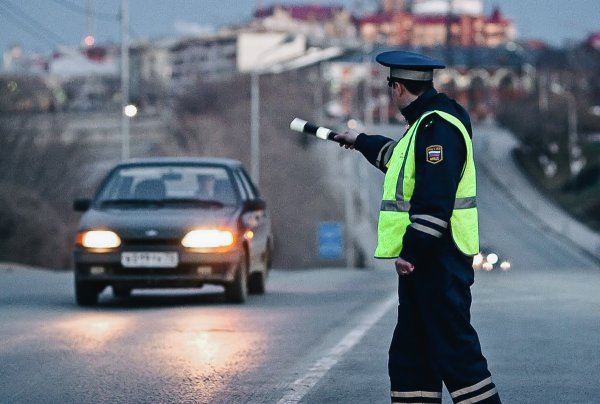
[374,110,479,258]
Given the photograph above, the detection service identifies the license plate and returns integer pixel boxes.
[121,252,179,268]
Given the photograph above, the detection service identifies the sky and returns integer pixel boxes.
[0,0,599,55]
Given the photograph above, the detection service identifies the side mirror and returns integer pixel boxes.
[243,198,266,212]
[242,199,266,228]
[73,198,92,212]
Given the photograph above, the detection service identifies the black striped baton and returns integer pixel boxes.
[289,118,350,145]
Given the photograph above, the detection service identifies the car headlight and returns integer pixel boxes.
[181,229,234,248]
[77,230,121,249]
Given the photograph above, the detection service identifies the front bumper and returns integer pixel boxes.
[74,246,242,288]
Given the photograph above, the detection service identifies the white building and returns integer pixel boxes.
[237,32,306,73]
[169,32,238,93]
[412,0,483,16]
[48,47,118,79]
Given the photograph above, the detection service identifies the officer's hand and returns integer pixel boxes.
[334,129,360,150]
[395,257,414,276]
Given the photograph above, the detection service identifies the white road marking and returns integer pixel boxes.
[277,292,398,403]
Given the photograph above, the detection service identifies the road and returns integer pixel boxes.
[1,125,600,403]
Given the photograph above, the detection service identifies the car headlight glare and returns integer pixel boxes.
[181,229,234,248]
[79,230,121,249]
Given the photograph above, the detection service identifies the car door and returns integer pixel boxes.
[234,168,269,273]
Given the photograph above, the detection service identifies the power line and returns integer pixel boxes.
[0,10,57,48]
[49,0,141,40]
[1,0,141,50]
[48,0,118,22]
[1,0,68,45]
[0,3,62,47]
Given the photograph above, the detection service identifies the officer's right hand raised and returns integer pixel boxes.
[334,129,360,149]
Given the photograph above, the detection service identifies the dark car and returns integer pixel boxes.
[72,157,273,306]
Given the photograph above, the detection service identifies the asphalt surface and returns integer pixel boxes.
[0,267,398,403]
[1,125,600,403]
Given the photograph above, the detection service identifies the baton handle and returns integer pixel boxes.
[290,118,349,145]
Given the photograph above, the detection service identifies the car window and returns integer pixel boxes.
[234,169,254,199]
[231,170,248,201]
[238,168,260,198]
[96,165,238,205]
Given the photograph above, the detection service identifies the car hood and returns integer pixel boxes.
[78,206,240,239]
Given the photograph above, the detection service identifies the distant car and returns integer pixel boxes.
[72,157,273,306]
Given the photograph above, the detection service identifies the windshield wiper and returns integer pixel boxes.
[100,198,227,208]
[100,199,164,207]
[161,198,225,208]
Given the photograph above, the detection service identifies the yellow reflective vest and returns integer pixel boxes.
[374,110,479,258]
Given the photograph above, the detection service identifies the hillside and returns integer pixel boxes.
[0,68,347,269]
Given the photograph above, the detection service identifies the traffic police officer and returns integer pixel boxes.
[335,51,501,404]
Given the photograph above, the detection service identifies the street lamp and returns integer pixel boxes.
[124,104,137,118]
[120,0,130,160]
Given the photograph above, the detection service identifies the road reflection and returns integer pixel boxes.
[51,313,132,352]
[150,310,265,401]
[158,311,263,367]
[47,302,267,401]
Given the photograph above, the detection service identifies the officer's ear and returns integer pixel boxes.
[392,81,404,96]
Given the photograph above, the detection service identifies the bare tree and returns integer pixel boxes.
[0,115,91,268]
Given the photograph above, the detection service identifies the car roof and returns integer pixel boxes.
[115,157,243,169]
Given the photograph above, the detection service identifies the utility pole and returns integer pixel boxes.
[363,45,373,126]
[120,0,130,160]
[445,0,454,66]
[86,0,95,41]
[539,72,548,112]
[551,82,583,178]
[250,71,260,185]
[566,92,582,177]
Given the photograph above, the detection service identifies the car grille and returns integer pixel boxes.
[122,238,180,246]
[79,263,230,277]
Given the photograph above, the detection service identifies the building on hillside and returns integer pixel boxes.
[324,43,534,123]
[358,13,398,44]
[237,32,306,73]
[587,32,600,51]
[130,41,171,109]
[168,32,238,94]
[382,0,408,13]
[252,4,356,43]
[2,45,48,74]
[411,0,483,16]
[46,46,120,111]
[359,2,515,47]
[48,46,119,79]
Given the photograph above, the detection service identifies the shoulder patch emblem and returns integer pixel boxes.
[426,145,443,164]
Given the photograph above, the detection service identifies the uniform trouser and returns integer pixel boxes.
[389,239,501,404]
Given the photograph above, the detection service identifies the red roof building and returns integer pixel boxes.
[255,4,346,21]
[587,32,600,50]
[358,4,515,47]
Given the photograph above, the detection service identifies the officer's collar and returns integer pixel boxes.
[401,87,438,124]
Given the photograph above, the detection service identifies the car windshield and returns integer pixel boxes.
[96,165,238,207]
